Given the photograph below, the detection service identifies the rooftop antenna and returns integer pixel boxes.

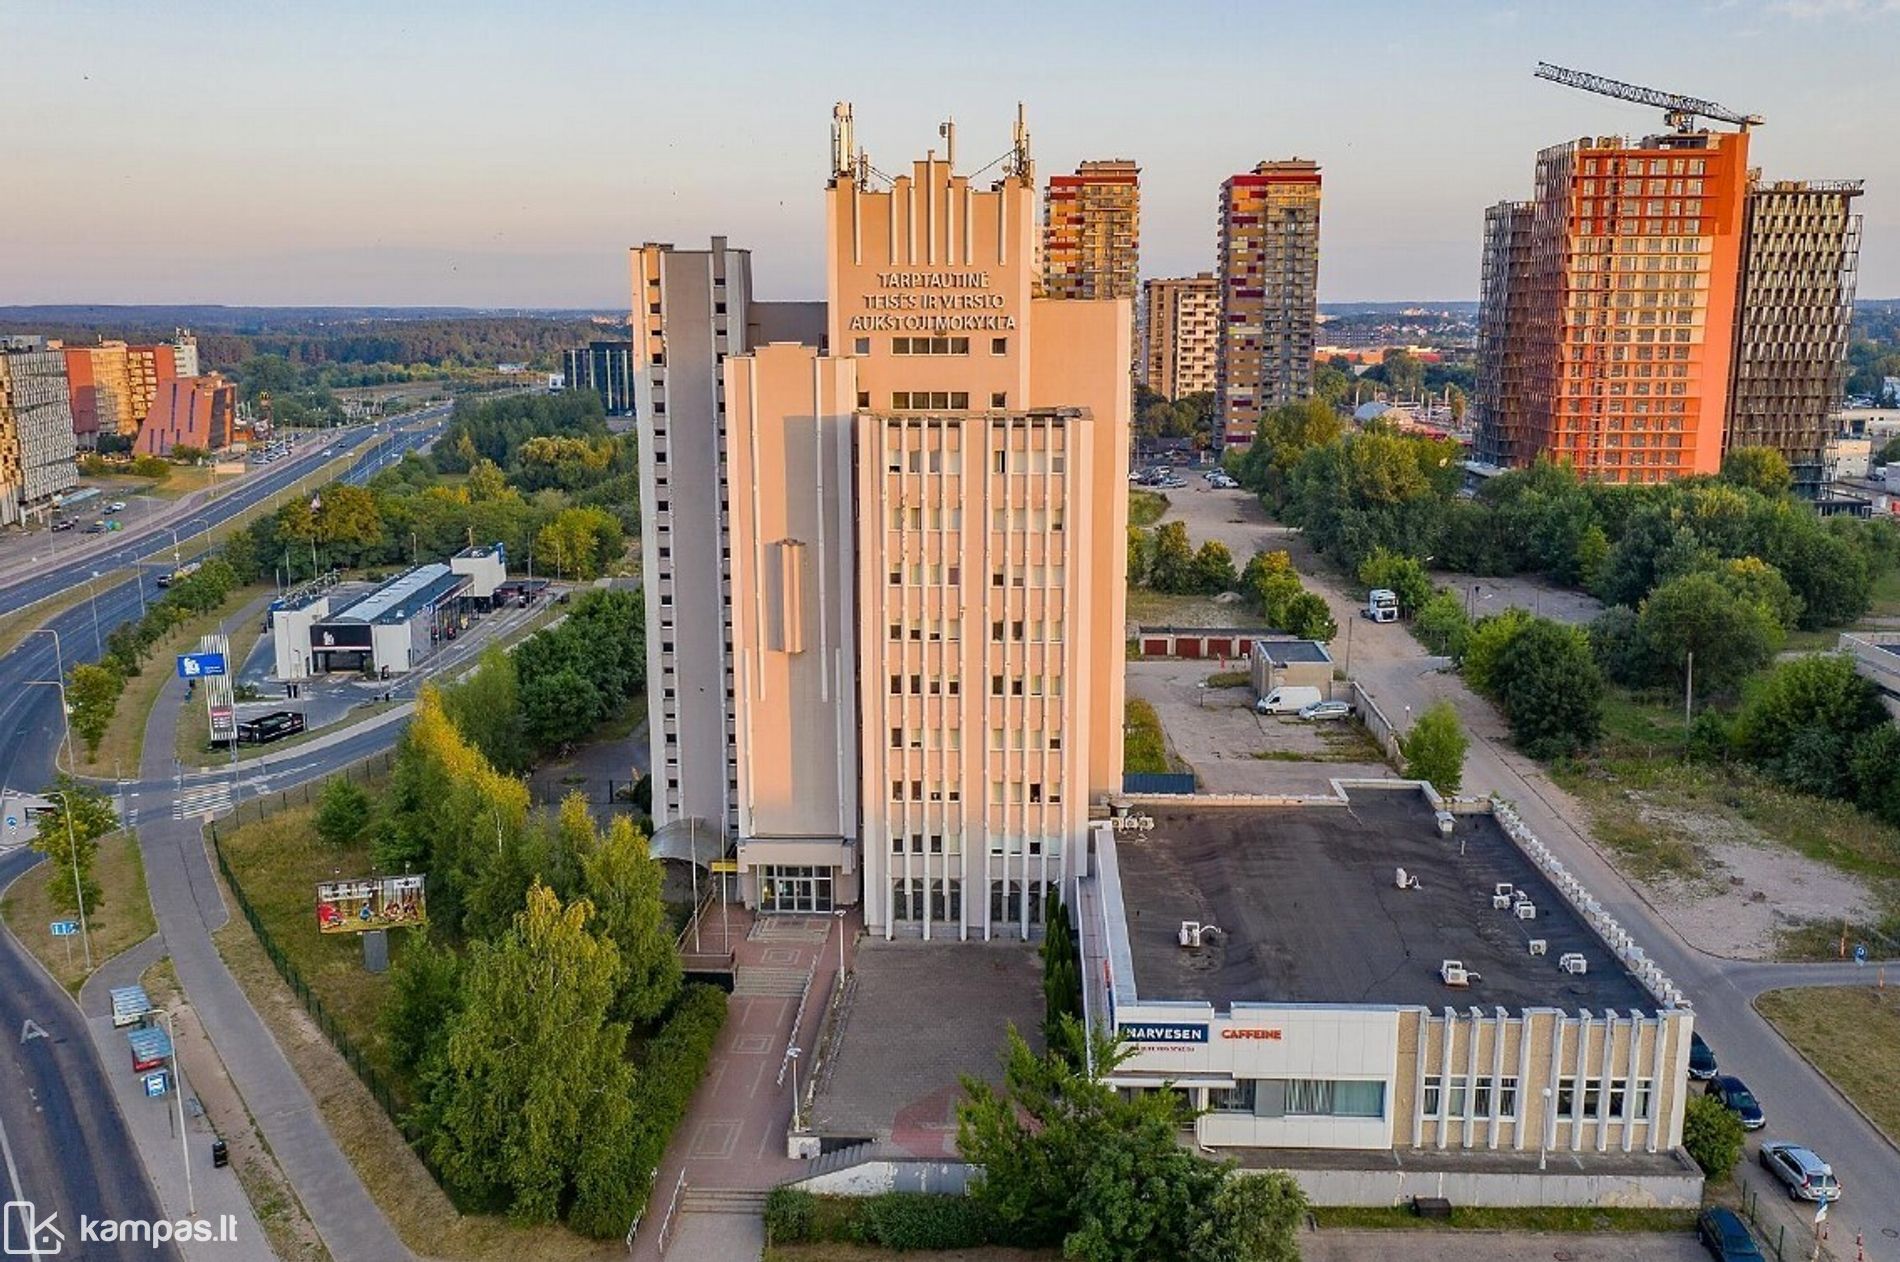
[831,101,856,180]
[1532,62,1763,134]
[938,116,956,170]
[1009,102,1033,181]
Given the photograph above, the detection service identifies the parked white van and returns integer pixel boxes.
[1255,685,1323,715]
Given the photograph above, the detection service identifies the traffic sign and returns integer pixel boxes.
[176,652,227,679]
[1855,943,1869,965]
[143,1071,168,1099]
[49,921,77,938]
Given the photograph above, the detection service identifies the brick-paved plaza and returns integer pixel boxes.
[809,939,1043,1158]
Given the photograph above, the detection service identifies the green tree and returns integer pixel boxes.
[580,810,682,1023]
[440,647,529,774]
[1732,653,1888,768]
[1719,446,1793,498]
[1495,619,1603,759]
[1574,523,1611,595]
[1460,607,1532,698]
[463,458,514,503]
[1849,725,1900,826]
[1280,591,1337,642]
[30,777,115,920]
[1413,591,1471,659]
[65,663,124,757]
[1190,540,1237,594]
[314,778,372,848]
[1714,556,1802,632]
[1637,571,1780,695]
[534,506,624,581]
[1402,701,1468,794]
[382,938,462,1074]
[1682,1094,1745,1181]
[422,884,636,1224]
[1147,522,1195,594]
[1126,527,1150,587]
[1356,548,1431,615]
[1189,1172,1306,1262]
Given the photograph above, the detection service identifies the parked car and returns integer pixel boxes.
[1297,700,1352,721]
[101,502,120,514]
[83,521,106,534]
[50,519,75,532]
[1760,1142,1841,1202]
[1688,1031,1718,1080]
[1705,1074,1765,1130]
[1696,1207,1764,1261]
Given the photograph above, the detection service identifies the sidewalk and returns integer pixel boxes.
[77,937,267,1262]
[131,648,412,1261]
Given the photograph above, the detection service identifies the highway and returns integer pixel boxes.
[0,848,181,1262]
[0,414,445,799]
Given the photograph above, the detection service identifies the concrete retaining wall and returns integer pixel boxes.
[1352,680,1403,766]
[791,1160,976,1197]
[1276,1163,1703,1209]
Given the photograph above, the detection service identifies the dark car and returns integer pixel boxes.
[1706,1074,1765,1130]
[50,518,75,532]
[1697,1207,1764,1261]
[1689,1031,1718,1080]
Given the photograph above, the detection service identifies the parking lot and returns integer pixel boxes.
[1126,658,1395,795]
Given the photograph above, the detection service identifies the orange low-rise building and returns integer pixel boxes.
[135,372,235,456]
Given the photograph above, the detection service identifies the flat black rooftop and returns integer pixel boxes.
[1115,787,1653,1013]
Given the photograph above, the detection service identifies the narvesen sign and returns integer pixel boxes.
[1118,1022,1208,1044]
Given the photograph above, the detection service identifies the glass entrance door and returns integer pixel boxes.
[758,865,834,914]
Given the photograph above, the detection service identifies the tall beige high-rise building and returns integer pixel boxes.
[1141,273,1220,399]
[1216,160,1322,448]
[630,239,825,844]
[1726,179,1863,491]
[0,337,78,527]
[1043,160,1140,378]
[712,105,1130,938]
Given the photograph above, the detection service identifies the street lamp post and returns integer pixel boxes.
[787,1046,803,1131]
[41,786,95,971]
[1539,1086,1554,1171]
[87,570,105,658]
[158,1009,195,1217]
[833,908,847,988]
[689,818,701,954]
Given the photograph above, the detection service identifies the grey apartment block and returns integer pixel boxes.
[0,343,79,527]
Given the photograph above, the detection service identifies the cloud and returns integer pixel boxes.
[1768,0,1900,17]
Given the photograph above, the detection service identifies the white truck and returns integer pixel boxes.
[1365,588,1399,623]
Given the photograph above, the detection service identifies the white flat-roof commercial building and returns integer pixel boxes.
[270,589,332,681]
[1072,785,1698,1204]
[450,543,507,601]
[309,564,470,677]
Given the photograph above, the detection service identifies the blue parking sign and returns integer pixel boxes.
[143,1071,168,1098]
[176,652,227,679]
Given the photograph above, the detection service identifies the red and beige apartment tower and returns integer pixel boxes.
[717,105,1130,937]
[1042,159,1140,371]
[1141,273,1220,399]
[1216,160,1321,447]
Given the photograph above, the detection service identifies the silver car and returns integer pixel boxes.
[1760,1142,1840,1203]
[1298,700,1352,721]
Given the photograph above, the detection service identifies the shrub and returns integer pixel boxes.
[1402,701,1467,795]
[627,985,728,1180]
[314,778,372,847]
[1683,1094,1745,1181]
[1413,591,1470,659]
[764,1187,815,1244]
[856,1193,997,1250]
[1494,619,1603,760]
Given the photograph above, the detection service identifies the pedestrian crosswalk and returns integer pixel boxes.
[171,781,233,819]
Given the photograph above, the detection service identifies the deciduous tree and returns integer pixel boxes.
[1402,701,1467,794]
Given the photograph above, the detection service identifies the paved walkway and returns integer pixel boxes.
[632,904,856,1262]
[78,936,265,1260]
[129,656,411,1261]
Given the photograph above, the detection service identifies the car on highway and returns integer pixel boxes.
[1696,1207,1763,1261]
[1760,1142,1841,1202]
[102,501,122,513]
[1297,700,1352,721]
[1705,1074,1765,1130]
[83,521,106,533]
[1688,1031,1718,1080]
[50,518,75,532]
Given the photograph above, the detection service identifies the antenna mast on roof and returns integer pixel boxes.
[831,102,856,180]
[1007,102,1033,181]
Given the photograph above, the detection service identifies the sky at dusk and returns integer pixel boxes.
[3,0,1897,308]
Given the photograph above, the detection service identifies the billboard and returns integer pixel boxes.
[317,875,427,934]
[176,652,227,678]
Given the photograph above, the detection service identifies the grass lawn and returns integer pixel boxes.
[1,829,156,992]
[81,585,271,778]
[1755,986,1900,1147]
[769,1249,1056,1262]
[1309,1206,1696,1233]
[1124,698,1174,775]
[1204,669,1249,688]
[209,805,625,1262]
[1128,489,1170,528]
[1126,586,1263,630]
[1252,720,1389,766]
[1549,688,1900,898]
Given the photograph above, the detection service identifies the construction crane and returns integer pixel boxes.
[1533,62,1764,134]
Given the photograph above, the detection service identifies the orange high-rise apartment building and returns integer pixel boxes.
[1142,273,1220,399]
[1216,160,1322,448]
[1043,159,1139,372]
[647,105,1130,939]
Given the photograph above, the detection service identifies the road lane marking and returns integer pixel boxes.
[17,1022,45,1045]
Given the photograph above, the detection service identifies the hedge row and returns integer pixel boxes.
[764,1188,998,1250]
[629,984,728,1187]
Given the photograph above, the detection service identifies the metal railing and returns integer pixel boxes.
[655,1171,687,1256]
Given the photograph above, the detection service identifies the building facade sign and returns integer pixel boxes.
[848,270,1017,332]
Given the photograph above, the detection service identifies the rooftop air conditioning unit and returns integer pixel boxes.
[1492,884,1515,910]
[1528,939,1548,956]
[1439,960,1470,987]
[1178,921,1203,948]
[1435,810,1455,836]
[1395,867,1421,890]
[1559,952,1589,975]
[1514,897,1537,920]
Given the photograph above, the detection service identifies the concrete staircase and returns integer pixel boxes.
[733,966,809,997]
[803,1139,882,1180]
[680,1186,770,1215]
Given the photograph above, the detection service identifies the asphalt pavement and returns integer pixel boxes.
[0,848,181,1262]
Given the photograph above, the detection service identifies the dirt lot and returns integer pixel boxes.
[1125,658,1394,794]
[1304,1229,1704,1262]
